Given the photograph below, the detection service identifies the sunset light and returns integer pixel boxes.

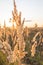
[0,0,43,65]
[0,0,43,27]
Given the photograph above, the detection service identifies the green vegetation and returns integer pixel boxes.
[0,51,8,65]
[0,27,43,65]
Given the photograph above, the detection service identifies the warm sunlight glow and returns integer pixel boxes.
[0,0,43,27]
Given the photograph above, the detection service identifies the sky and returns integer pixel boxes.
[0,0,43,27]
